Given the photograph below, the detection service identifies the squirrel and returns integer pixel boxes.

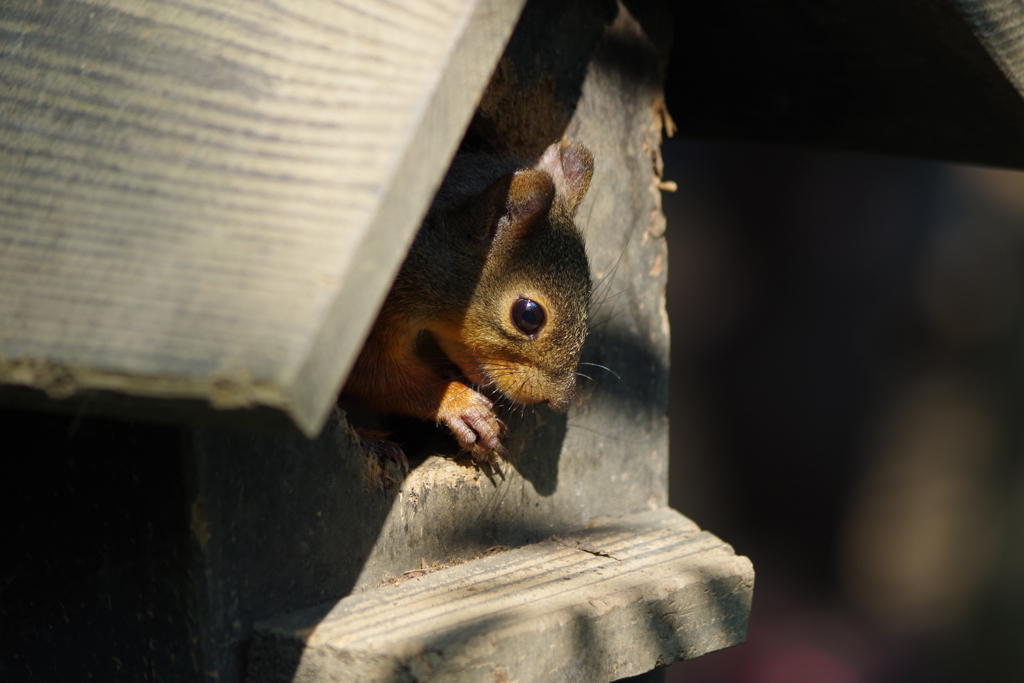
[340,140,594,464]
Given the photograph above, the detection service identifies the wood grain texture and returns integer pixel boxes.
[955,0,1024,94]
[0,0,526,434]
[183,6,675,670]
[249,508,754,683]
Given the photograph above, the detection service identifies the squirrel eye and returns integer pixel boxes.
[511,298,545,336]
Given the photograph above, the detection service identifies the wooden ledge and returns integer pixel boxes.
[248,508,753,683]
[0,0,526,435]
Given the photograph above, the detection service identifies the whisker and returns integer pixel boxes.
[589,287,630,310]
[565,422,627,441]
[578,362,621,380]
[590,237,631,298]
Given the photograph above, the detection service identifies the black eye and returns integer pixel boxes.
[511,298,545,336]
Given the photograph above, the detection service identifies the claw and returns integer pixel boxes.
[356,428,409,476]
[438,387,505,456]
[470,440,506,462]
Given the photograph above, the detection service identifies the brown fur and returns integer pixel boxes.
[341,141,594,462]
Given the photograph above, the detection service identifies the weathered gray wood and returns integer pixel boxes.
[955,0,1024,95]
[0,0,526,435]
[665,0,1024,169]
[178,3,677,679]
[3,3,694,682]
[248,508,753,683]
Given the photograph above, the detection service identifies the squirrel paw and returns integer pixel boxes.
[437,389,506,461]
[355,428,409,484]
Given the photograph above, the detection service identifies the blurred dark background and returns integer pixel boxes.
[649,1,1024,680]
[659,139,1024,682]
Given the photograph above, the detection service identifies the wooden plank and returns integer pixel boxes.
[248,508,754,683]
[0,0,526,435]
[3,3,688,680]
[665,0,1024,169]
[955,0,1024,95]
[182,4,676,669]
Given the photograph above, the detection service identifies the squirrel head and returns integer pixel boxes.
[437,141,594,412]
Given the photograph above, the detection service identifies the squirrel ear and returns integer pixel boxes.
[503,169,555,238]
[537,141,594,217]
[476,169,554,243]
